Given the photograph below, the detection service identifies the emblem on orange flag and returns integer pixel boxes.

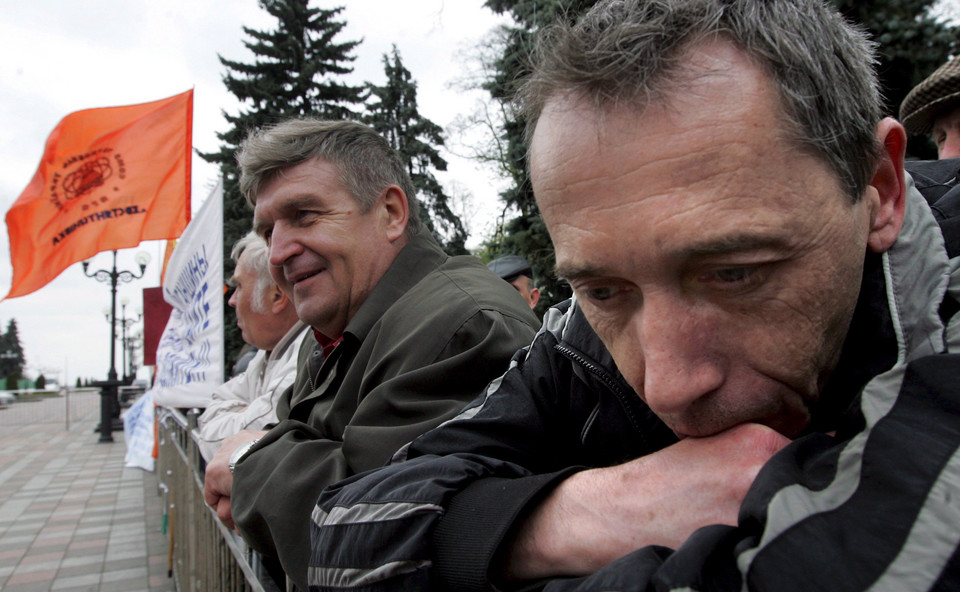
[4,89,194,299]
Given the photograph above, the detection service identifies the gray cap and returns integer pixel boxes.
[487,255,533,281]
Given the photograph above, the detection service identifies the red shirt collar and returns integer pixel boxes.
[313,329,343,358]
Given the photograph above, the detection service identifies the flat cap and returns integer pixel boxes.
[487,255,533,281]
[900,58,960,135]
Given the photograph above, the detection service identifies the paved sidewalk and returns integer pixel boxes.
[0,395,175,591]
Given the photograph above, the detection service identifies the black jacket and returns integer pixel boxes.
[308,160,960,592]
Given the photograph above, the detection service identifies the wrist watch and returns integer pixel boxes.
[228,439,259,473]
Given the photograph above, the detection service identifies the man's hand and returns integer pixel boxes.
[502,423,791,580]
[203,430,267,530]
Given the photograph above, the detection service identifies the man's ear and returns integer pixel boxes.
[269,283,289,314]
[866,117,907,254]
[529,287,541,309]
[380,186,409,242]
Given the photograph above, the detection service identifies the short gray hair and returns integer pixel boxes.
[229,231,273,313]
[237,119,421,238]
[519,0,883,202]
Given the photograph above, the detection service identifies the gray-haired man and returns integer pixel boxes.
[195,231,307,462]
[202,119,540,590]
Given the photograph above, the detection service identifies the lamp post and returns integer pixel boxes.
[126,329,143,379]
[112,297,143,382]
[83,250,150,442]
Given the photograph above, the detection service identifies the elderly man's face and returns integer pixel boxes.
[531,41,881,439]
[228,252,276,351]
[253,158,404,338]
[933,108,960,160]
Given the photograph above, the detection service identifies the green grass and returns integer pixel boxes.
[11,390,61,400]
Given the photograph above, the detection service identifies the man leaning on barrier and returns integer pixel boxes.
[308,1,960,590]
[202,118,540,590]
[195,230,307,462]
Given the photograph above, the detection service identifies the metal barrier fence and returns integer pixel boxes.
[0,388,100,428]
[157,407,267,592]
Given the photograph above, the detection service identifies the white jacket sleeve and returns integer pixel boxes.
[195,327,307,461]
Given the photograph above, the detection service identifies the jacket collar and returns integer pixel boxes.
[266,320,309,363]
[815,172,951,433]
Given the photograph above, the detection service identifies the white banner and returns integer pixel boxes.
[123,389,156,470]
[152,181,224,408]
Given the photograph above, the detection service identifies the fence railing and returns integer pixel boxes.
[0,388,100,428]
[157,407,267,592]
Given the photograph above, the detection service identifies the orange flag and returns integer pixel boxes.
[4,89,193,299]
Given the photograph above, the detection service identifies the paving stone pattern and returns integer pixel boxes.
[0,394,175,591]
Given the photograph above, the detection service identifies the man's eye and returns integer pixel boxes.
[295,210,318,224]
[713,267,753,283]
[585,286,618,301]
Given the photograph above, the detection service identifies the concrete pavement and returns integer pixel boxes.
[0,392,175,591]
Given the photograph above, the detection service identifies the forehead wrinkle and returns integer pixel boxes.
[554,260,603,283]
[564,132,771,228]
[671,232,795,259]
[279,193,324,210]
[255,192,320,226]
[557,226,794,285]
[544,173,733,282]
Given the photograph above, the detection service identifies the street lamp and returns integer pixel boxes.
[126,328,144,380]
[113,297,143,382]
[82,250,151,442]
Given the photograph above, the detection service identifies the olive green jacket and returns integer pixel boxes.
[231,229,540,590]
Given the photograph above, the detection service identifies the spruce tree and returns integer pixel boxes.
[364,46,468,255]
[478,0,596,312]
[0,319,26,383]
[201,0,364,365]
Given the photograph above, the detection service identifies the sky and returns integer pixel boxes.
[0,0,511,386]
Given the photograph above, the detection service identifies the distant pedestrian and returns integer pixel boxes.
[487,255,541,310]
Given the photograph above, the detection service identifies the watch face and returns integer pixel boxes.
[229,440,257,472]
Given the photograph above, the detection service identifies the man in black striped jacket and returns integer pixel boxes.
[307,1,960,590]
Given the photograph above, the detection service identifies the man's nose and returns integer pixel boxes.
[267,224,300,267]
[635,295,725,417]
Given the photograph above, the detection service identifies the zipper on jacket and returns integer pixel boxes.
[307,347,324,394]
[554,343,652,452]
